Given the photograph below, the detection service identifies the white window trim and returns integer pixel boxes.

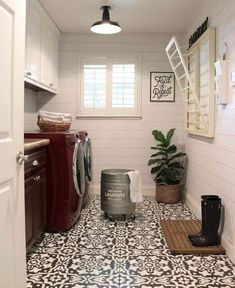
[76,55,142,119]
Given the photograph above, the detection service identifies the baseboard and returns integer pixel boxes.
[90,184,155,197]
[89,184,99,195]
[185,193,201,219]
[142,186,155,196]
[185,194,235,264]
[221,236,235,264]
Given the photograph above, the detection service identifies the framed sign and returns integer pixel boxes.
[150,72,175,102]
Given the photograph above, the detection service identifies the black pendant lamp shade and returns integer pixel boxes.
[90,5,121,34]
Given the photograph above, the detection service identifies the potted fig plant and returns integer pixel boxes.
[148,128,186,203]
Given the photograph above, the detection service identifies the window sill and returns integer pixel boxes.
[76,115,142,120]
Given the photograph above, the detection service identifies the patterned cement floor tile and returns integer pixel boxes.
[82,219,117,233]
[119,254,235,287]
[77,232,116,249]
[32,233,70,249]
[61,253,117,276]
[27,247,64,273]
[27,195,235,288]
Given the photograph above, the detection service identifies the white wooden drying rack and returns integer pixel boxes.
[165,28,215,138]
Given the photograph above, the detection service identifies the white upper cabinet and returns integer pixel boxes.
[41,19,58,91]
[25,0,41,82]
[25,0,60,93]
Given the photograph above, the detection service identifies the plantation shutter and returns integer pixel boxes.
[83,64,106,108]
[112,64,135,108]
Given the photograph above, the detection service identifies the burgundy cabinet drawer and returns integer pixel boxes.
[25,148,46,176]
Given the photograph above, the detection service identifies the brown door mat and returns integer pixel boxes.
[160,219,226,255]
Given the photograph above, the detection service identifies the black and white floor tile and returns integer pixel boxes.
[27,196,235,288]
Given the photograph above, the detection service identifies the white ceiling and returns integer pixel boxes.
[40,0,205,34]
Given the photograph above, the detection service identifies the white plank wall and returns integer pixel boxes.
[37,33,185,194]
[24,88,38,131]
[185,0,235,263]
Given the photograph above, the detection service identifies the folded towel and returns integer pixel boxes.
[39,110,71,118]
[126,170,143,203]
[39,110,72,123]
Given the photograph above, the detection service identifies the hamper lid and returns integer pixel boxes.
[101,169,133,175]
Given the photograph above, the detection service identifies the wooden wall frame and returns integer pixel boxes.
[185,28,216,138]
[150,72,175,102]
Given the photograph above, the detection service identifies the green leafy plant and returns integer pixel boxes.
[148,128,186,185]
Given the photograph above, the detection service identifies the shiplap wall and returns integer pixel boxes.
[185,0,235,263]
[37,33,185,193]
[24,88,38,131]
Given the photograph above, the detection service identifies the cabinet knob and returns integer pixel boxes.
[32,160,39,166]
[26,71,31,76]
[16,151,28,165]
[33,175,41,182]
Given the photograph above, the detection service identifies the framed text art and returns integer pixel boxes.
[150,72,175,102]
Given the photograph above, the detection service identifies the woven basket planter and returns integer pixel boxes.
[155,183,181,203]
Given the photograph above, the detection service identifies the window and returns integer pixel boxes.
[79,57,141,117]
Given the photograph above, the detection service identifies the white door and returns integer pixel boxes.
[0,1,26,288]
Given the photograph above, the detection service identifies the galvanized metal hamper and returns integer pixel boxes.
[101,169,136,221]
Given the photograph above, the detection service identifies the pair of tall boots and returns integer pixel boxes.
[188,195,222,247]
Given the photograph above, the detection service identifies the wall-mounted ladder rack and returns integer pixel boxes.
[165,28,216,138]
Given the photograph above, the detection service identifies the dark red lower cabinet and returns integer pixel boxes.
[24,147,47,252]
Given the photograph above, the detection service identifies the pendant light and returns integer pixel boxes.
[90,5,121,34]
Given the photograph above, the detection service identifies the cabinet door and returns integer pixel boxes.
[49,30,58,90]
[25,175,35,251]
[25,0,41,81]
[40,22,58,90]
[34,168,46,236]
[40,22,50,85]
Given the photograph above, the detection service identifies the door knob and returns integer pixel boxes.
[16,151,28,165]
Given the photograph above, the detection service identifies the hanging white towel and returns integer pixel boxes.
[126,170,143,203]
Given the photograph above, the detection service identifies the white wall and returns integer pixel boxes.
[184,0,235,263]
[24,88,38,131]
[37,33,185,193]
